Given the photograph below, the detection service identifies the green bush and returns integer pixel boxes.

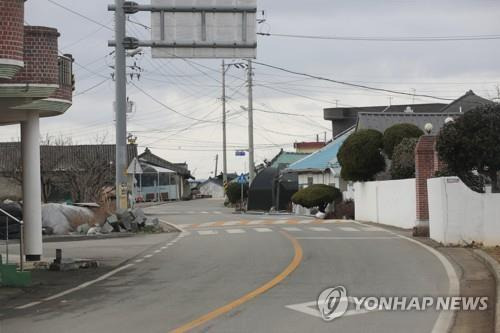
[225,182,248,204]
[291,184,342,212]
[338,129,386,182]
[437,104,500,192]
[390,137,418,179]
[383,123,424,159]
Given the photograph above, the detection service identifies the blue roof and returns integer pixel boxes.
[286,128,354,172]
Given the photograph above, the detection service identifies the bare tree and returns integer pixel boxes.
[39,135,73,202]
[61,156,112,203]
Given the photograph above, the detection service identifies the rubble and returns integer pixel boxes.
[100,221,114,234]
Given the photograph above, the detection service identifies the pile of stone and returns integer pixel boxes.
[76,208,162,236]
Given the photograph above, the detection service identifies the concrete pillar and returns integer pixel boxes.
[21,111,42,261]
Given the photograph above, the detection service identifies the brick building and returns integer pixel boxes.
[0,0,74,261]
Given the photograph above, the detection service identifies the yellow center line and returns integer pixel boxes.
[169,231,303,333]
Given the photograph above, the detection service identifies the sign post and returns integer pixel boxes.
[237,173,246,213]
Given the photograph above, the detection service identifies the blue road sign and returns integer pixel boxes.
[235,151,246,156]
[237,174,246,184]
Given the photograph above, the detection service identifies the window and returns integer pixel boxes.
[307,177,314,186]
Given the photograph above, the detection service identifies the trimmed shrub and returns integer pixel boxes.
[390,137,418,179]
[291,184,342,212]
[338,129,386,182]
[225,182,248,204]
[383,123,424,159]
[437,104,500,192]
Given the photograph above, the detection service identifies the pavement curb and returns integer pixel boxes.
[472,249,500,333]
[159,219,183,233]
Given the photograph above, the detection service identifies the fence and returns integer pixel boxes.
[428,177,500,246]
[354,179,416,229]
[0,207,24,271]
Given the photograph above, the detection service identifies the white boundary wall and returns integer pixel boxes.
[354,179,416,229]
[428,177,500,246]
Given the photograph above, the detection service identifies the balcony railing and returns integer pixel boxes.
[58,54,74,90]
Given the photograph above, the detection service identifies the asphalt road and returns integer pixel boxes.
[1,199,456,333]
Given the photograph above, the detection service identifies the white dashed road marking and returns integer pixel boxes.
[253,228,273,233]
[198,230,218,235]
[223,221,241,226]
[282,227,301,232]
[309,227,331,232]
[272,220,288,224]
[339,227,359,232]
[247,220,265,225]
[226,229,246,234]
[198,222,216,227]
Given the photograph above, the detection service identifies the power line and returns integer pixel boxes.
[130,81,221,123]
[252,61,454,101]
[257,32,500,42]
[46,0,113,32]
[74,78,111,97]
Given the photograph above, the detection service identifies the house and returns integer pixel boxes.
[324,103,446,137]
[0,0,75,260]
[199,178,225,199]
[0,143,137,202]
[130,148,193,201]
[357,90,495,134]
[293,141,326,154]
[324,90,494,137]
[267,149,309,170]
[285,127,355,191]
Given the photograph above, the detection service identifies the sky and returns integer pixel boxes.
[3,0,500,179]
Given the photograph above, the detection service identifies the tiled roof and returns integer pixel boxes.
[269,150,309,169]
[0,143,137,172]
[138,148,192,177]
[357,112,458,134]
[440,90,494,113]
[286,127,355,172]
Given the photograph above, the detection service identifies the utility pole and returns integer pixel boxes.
[247,59,255,184]
[221,60,228,185]
[214,154,219,177]
[114,0,128,211]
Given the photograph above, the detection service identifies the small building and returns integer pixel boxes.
[199,178,225,199]
[130,148,193,201]
[357,90,495,134]
[293,141,326,154]
[323,90,494,137]
[248,150,309,211]
[285,128,355,191]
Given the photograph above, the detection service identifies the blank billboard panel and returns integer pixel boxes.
[151,0,257,59]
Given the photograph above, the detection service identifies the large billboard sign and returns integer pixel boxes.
[150,0,257,59]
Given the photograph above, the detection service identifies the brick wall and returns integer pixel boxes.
[0,0,24,63]
[0,26,60,85]
[415,136,444,222]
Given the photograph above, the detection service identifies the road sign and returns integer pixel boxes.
[151,0,257,59]
[235,150,246,156]
[237,174,247,184]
